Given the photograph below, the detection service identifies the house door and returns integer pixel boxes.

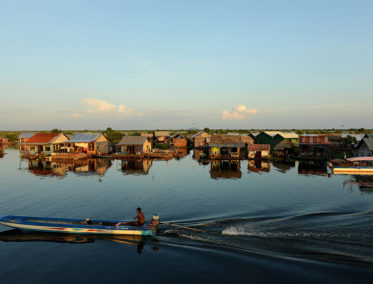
[255,151,261,160]
[38,145,43,153]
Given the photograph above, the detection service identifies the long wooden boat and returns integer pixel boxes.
[0,215,156,236]
[330,157,373,175]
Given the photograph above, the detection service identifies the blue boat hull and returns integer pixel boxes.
[0,215,156,236]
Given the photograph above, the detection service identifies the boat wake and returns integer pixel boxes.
[160,211,373,267]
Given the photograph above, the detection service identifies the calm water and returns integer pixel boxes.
[1,148,373,283]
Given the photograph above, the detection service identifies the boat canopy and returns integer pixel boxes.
[347,157,373,162]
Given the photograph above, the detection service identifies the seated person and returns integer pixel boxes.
[116,207,145,227]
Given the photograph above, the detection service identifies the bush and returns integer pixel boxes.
[5,133,18,142]
[155,143,170,150]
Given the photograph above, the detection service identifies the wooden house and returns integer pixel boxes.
[172,135,188,148]
[154,131,170,143]
[208,134,254,159]
[141,133,154,142]
[18,132,36,150]
[63,133,109,155]
[192,131,211,148]
[23,133,69,155]
[0,136,9,145]
[353,138,373,157]
[247,144,271,159]
[254,131,298,150]
[273,140,295,158]
[118,136,152,155]
[299,134,341,158]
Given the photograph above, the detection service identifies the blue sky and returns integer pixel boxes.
[0,0,372,130]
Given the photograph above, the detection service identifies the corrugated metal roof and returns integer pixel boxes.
[141,133,153,137]
[25,133,61,144]
[362,138,373,151]
[155,131,170,137]
[19,132,36,139]
[261,131,298,139]
[279,132,299,139]
[191,131,205,138]
[209,143,245,148]
[66,133,102,143]
[118,136,148,145]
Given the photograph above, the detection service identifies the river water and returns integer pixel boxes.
[1,148,373,283]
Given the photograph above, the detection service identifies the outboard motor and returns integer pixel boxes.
[151,214,160,227]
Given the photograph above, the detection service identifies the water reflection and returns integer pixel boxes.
[344,175,373,194]
[272,160,296,173]
[175,148,189,160]
[298,162,328,176]
[26,158,112,177]
[0,229,150,254]
[210,160,242,179]
[192,150,210,166]
[248,160,270,174]
[121,159,152,175]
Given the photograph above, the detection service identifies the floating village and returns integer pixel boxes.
[1,130,373,179]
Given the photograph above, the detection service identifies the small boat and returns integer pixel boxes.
[330,157,373,175]
[0,215,157,236]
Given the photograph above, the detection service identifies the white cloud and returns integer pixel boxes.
[83,98,117,113]
[118,105,144,118]
[221,104,259,120]
[82,98,143,118]
[71,113,84,118]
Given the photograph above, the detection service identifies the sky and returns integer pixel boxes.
[0,0,372,130]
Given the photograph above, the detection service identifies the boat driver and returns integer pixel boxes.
[115,207,145,227]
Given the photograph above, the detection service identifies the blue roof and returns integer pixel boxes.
[66,133,102,143]
[19,132,36,139]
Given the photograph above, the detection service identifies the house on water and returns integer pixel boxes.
[192,131,211,148]
[154,131,170,143]
[253,131,298,150]
[247,144,271,159]
[62,133,110,155]
[353,138,373,157]
[273,140,296,158]
[0,136,9,145]
[208,135,254,159]
[141,132,154,141]
[18,132,36,150]
[172,135,188,148]
[118,136,152,155]
[23,133,69,155]
[299,134,341,158]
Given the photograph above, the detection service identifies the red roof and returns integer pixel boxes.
[248,144,271,151]
[25,133,60,144]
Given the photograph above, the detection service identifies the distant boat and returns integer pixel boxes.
[330,157,373,175]
[0,215,156,236]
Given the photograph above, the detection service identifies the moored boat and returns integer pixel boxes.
[330,157,373,175]
[0,215,157,236]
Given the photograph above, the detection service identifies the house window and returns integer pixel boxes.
[44,146,51,152]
